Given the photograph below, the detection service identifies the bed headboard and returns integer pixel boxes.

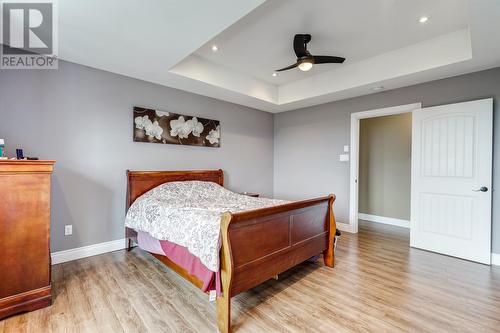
[126,169,224,209]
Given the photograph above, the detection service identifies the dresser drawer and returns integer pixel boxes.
[0,174,51,298]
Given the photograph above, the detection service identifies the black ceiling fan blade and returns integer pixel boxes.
[293,34,310,58]
[312,55,345,64]
[276,63,298,72]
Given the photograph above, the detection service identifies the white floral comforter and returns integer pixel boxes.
[125,181,289,271]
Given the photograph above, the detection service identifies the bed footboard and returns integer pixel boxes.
[217,195,336,333]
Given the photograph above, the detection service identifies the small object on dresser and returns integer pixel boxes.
[240,192,260,197]
[27,157,39,160]
[16,149,24,159]
[0,139,6,159]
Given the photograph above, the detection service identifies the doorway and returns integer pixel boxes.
[358,112,412,229]
[349,103,421,233]
[349,100,493,264]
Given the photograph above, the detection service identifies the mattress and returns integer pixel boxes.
[125,180,288,272]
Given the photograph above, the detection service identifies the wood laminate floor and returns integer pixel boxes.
[2,221,500,333]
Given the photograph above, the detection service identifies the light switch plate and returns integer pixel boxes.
[339,154,349,162]
[344,145,349,152]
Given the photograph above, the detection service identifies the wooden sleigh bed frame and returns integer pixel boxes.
[125,169,336,333]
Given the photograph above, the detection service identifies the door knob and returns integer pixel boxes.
[473,186,488,192]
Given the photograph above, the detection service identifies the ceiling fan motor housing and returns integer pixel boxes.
[275,33,346,72]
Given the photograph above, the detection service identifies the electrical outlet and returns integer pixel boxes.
[64,224,73,236]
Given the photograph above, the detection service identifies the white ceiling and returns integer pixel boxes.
[194,0,469,86]
[55,0,500,113]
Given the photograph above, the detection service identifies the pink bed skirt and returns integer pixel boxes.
[137,231,221,295]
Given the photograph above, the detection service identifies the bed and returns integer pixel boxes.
[125,169,336,333]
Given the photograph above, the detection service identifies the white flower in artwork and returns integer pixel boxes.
[186,117,204,137]
[206,125,220,144]
[145,120,163,140]
[155,110,170,117]
[170,116,192,139]
[135,115,152,130]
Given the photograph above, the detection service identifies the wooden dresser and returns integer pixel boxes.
[0,160,55,319]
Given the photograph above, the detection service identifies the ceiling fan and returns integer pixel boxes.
[276,34,345,72]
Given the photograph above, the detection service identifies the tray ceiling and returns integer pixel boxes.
[55,0,500,112]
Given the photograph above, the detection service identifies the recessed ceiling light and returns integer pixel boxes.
[211,45,218,52]
[419,16,429,23]
[372,86,384,91]
[272,72,277,77]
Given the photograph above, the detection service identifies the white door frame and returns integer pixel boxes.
[349,103,422,233]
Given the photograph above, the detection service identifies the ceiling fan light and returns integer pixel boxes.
[298,61,313,71]
[419,16,428,23]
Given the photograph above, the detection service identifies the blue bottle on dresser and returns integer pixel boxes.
[0,139,5,158]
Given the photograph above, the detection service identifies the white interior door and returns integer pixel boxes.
[411,98,493,264]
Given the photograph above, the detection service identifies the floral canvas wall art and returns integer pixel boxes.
[133,107,221,147]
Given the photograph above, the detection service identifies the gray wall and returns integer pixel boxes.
[2,61,500,254]
[359,113,412,220]
[0,61,274,252]
[274,67,500,253]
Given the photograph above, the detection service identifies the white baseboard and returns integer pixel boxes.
[51,238,127,265]
[492,253,500,266]
[337,222,355,233]
[358,213,410,229]
[49,237,500,267]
